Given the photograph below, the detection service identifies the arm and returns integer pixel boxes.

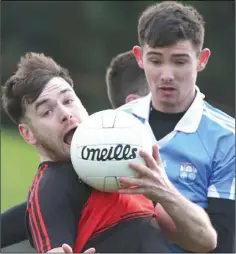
[26,164,89,253]
[1,202,28,248]
[155,133,235,252]
[207,139,235,253]
[118,145,217,253]
[154,198,235,253]
[155,188,217,252]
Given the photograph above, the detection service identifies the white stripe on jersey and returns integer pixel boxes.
[203,111,235,134]
[208,184,220,198]
[203,105,235,127]
[229,178,235,200]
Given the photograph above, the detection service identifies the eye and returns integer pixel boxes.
[64,99,74,104]
[43,110,52,117]
[175,60,187,65]
[150,59,161,65]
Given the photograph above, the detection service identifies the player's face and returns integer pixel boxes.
[133,40,210,113]
[20,77,89,161]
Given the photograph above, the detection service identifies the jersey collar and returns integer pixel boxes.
[132,86,205,133]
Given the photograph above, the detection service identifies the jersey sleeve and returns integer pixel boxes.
[1,202,27,248]
[26,164,90,253]
[207,133,235,200]
[207,198,235,252]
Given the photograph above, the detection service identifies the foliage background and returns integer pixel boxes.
[1,1,235,211]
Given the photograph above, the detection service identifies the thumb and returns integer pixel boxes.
[152,144,162,166]
[62,243,73,253]
[84,247,96,253]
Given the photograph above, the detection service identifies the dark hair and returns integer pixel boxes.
[138,1,205,52]
[2,52,74,124]
[106,50,149,108]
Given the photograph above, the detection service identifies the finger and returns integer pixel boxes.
[152,144,162,166]
[84,247,96,253]
[62,244,73,253]
[118,176,146,187]
[139,149,158,170]
[118,187,146,194]
[129,162,153,178]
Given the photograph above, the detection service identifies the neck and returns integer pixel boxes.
[36,146,55,163]
[152,89,196,113]
[39,155,53,163]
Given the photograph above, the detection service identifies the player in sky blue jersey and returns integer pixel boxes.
[2,1,235,253]
[119,87,235,252]
[117,1,235,253]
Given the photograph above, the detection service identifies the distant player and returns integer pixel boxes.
[106,50,149,108]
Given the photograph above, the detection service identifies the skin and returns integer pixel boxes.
[125,94,141,104]
[117,40,218,252]
[18,77,89,162]
[133,40,210,113]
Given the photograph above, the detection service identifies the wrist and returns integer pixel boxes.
[157,184,183,211]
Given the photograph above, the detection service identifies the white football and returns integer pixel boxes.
[70,109,153,192]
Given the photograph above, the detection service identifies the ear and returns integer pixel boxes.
[197,48,211,72]
[133,46,144,69]
[125,94,141,104]
[18,123,37,145]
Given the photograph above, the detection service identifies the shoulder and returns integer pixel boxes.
[117,95,148,113]
[201,101,234,135]
[198,102,235,156]
[37,161,81,184]
[28,161,90,202]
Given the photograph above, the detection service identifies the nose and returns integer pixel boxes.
[60,106,72,124]
[160,69,174,83]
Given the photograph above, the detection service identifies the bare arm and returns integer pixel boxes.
[118,145,217,253]
[155,193,217,252]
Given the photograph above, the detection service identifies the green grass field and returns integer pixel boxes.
[1,128,39,212]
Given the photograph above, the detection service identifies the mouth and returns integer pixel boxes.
[159,87,176,94]
[63,127,77,146]
[160,87,175,91]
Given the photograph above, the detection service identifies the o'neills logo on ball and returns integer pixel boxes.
[81,144,138,161]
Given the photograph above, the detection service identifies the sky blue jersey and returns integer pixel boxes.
[118,86,235,252]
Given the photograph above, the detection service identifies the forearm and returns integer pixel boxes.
[159,188,217,252]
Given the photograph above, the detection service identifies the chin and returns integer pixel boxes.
[57,145,71,162]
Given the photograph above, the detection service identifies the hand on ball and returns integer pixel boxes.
[118,144,176,203]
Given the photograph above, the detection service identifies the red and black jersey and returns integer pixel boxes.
[26,161,170,253]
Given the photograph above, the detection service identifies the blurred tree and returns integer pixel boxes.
[1,1,235,128]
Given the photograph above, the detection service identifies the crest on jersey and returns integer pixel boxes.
[179,163,197,183]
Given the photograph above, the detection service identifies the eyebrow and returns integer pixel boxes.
[35,99,49,111]
[35,88,73,111]
[147,52,190,58]
[147,52,162,57]
[171,53,190,58]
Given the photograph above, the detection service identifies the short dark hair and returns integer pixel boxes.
[138,1,205,52]
[106,50,149,108]
[2,52,74,124]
